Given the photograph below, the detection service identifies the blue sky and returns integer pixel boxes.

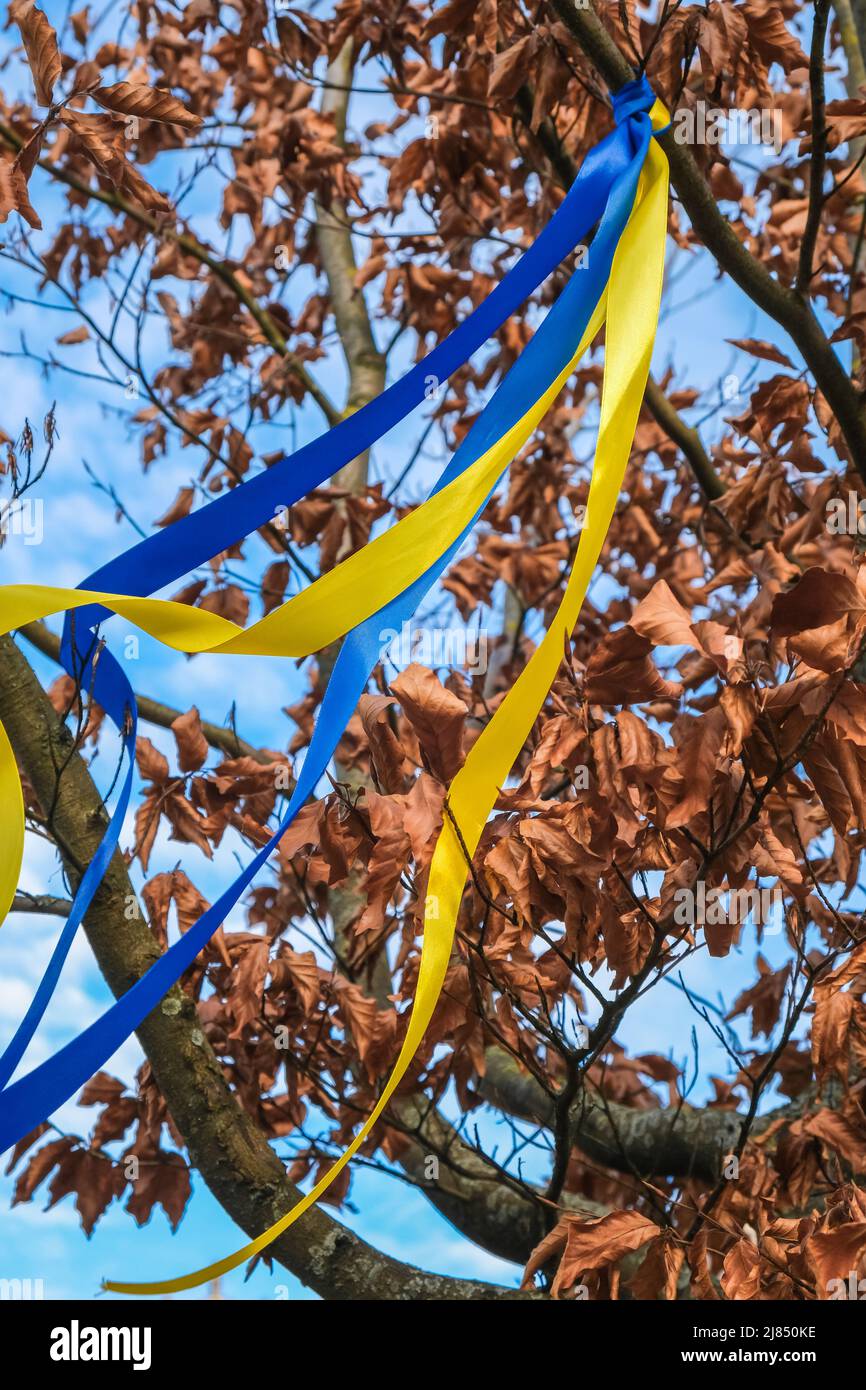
[0,3,840,1299]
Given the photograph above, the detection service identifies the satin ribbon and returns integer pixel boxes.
[0,722,23,927]
[0,89,648,1092]
[104,93,669,1295]
[0,78,669,1296]
[0,81,654,1100]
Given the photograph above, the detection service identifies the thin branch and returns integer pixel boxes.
[798,0,832,293]
[0,120,340,428]
[643,374,726,499]
[17,621,274,765]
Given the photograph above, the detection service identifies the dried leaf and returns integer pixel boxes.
[171,707,209,773]
[92,82,203,131]
[12,0,61,106]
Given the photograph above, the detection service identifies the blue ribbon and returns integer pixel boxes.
[0,78,657,1150]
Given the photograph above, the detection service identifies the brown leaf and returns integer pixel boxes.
[198,584,249,627]
[523,1209,659,1297]
[727,954,789,1038]
[171,707,209,772]
[631,579,697,648]
[720,684,758,755]
[116,157,170,214]
[69,7,89,44]
[391,663,466,781]
[135,736,169,784]
[488,34,540,101]
[665,706,728,829]
[11,1136,74,1204]
[61,109,170,213]
[356,790,409,935]
[61,109,126,180]
[630,1231,685,1300]
[731,374,810,448]
[811,986,855,1088]
[726,338,794,369]
[585,626,684,705]
[806,1222,866,1295]
[742,0,809,72]
[358,693,406,792]
[163,789,213,859]
[402,771,445,863]
[92,82,203,130]
[0,155,42,229]
[688,1229,720,1300]
[78,1072,126,1106]
[771,568,864,637]
[228,937,269,1036]
[12,0,62,106]
[817,99,866,151]
[261,560,290,616]
[125,1150,190,1231]
[133,793,161,873]
[55,325,90,346]
[334,976,382,1079]
[804,1103,866,1171]
[272,946,321,1016]
[168,869,211,936]
[721,1238,762,1299]
[154,486,194,528]
[142,868,213,949]
[142,872,174,947]
[46,1146,126,1234]
[3,1121,50,1176]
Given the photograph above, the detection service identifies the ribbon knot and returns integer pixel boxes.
[612,73,670,136]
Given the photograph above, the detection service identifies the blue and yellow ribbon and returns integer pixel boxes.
[0,77,669,1294]
[0,81,648,1098]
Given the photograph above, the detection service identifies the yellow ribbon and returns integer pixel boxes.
[0,721,23,927]
[102,123,668,1294]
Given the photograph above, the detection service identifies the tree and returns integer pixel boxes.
[1,0,866,1302]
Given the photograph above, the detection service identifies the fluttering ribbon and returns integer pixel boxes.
[0,85,644,1092]
[0,89,641,1095]
[0,76,668,1293]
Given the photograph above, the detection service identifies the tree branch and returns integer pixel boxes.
[480,1046,741,1185]
[836,0,866,87]
[392,1094,606,1264]
[315,39,387,496]
[10,892,71,917]
[798,0,831,293]
[18,620,274,766]
[550,0,866,478]
[0,120,340,429]
[852,0,866,67]
[643,375,725,500]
